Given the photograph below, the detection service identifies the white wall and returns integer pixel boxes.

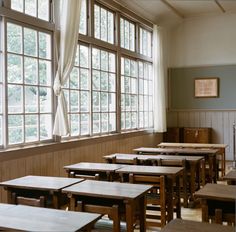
[169,13,236,67]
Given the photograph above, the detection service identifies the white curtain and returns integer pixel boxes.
[153,25,167,132]
[53,0,82,136]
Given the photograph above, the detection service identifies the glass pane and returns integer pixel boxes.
[139,95,144,111]
[40,114,52,140]
[101,92,108,112]
[101,51,108,71]
[124,59,130,76]
[121,58,124,75]
[109,53,115,73]
[121,94,125,111]
[109,93,116,111]
[94,5,100,39]
[109,113,116,132]
[25,114,38,142]
[80,91,89,112]
[130,23,135,51]
[131,112,137,129]
[149,96,153,111]
[80,45,88,68]
[25,0,37,17]
[121,112,125,130]
[139,112,144,128]
[64,89,69,112]
[92,48,100,69]
[149,112,153,127]
[0,116,2,145]
[24,28,37,57]
[130,60,137,77]
[39,32,51,59]
[120,18,124,48]
[144,96,149,111]
[131,78,137,94]
[92,70,100,90]
[0,86,2,113]
[125,112,131,129]
[24,57,37,84]
[70,90,79,112]
[25,86,38,113]
[8,115,23,144]
[108,11,114,44]
[109,73,116,92]
[79,0,87,35]
[139,79,144,94]
[38,0,49,21]
[39,60,51,86]
[7,54,23,83]
[144,80,148,94]
[11,0,23,12]
[39,87,51,113]
[8,85,23,113]
[80,69,89,90]
[92,113,100,133]
[125,95,130,111]
[81,113,89,135]
[124,20,129,49]
[101,72,108,91]
[70,114,79,136]
[7,23,22,54]
[139,62,144,77]
[101,113,108,133]
[121,76,125,93]
[124,76,130,93]
[70,67,79,89]
[100,8,107,41]
[131,95,137,111]
[144,112,149,127]
[92,91,100,112]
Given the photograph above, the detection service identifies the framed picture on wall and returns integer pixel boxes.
[194,77,219,98]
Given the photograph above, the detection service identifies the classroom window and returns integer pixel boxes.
[92,47,116,134]
[120,17,135,52]
[11,0,50,21]
[6,22,53,145]
[121,57,138,130]
[0,50,2,146]
[79,0,87,35]
[140,27,152,57]
[64,44,90,137]
[94,4,114,44]
[138,61,153,128]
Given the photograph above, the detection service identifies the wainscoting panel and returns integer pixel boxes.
[167,110,236,161]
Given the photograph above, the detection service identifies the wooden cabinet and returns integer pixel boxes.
[163,127,184,142]
[183,127,212,143]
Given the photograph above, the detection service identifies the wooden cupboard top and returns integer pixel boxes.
[0,203,101,231]
[159,142,228,149]
[194,183,236,201]
[0,175,83,191]
[64,162,125,172]
[161,219,234,232]
[62,180,152,200]
[116,165,183,176]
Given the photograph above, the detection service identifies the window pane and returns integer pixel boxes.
[79,0,87,35]
[140,28,152,57]
[101,113,108,133]
[93,113,100,133]
[80,45,89,68]
[94,5,100,39]
[39,32,51,59]
[25,86,38,113]
[7,54,23,83]
[38,0,49,21]
[92,70,100,90]
[11,0,23,12]
[25,0,37,17]
[80,91,89,112]
[40,114,52,140]
[101,72,108,91]
[81,113,89,135]
[100,8,107,42]
[39,87,51,113]
[70,90,79,112]
[39,60,51,86]
[24,28,37,56]
[70,68,79,89]
[70,114,79,136]
[8,85,23,113]
[8,115,23,144]
[25,114,38,142]
[7,23,22,54]
[120,18,135,51]
[80,69,89,90]
[25,57,37,84]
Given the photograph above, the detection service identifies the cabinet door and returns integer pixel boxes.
[183,128,211,143]
[163,127,184,142]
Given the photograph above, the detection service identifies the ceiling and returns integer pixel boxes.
[116,0,236,26]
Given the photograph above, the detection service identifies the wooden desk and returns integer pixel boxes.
[159,142,228,177]
[116,165,183,222]
[64,162,124,181]
[0,203,101,232]
[0,175,83,209]
[161,218,234,232]
[134,147,218,183]
[194,183,236,223]
[62,180,152,232]
[222,170,236,185]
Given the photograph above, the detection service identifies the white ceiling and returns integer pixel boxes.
[117,0,236,25]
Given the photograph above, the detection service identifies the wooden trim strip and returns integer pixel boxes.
[214,0,226,13]
[160,0,184,19]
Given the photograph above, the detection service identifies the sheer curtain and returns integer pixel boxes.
[53,0,82,136]
[153,25,167,132]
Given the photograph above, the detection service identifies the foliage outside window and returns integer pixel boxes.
[6,22,53,145]
[11,0,50,21]
[121,57,138,130]
[92,47,116,134]
[94,4,114,44]
[120,17,135,52]
[64,44,90,137]
[140,27,152,57]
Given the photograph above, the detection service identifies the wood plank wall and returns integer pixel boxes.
[167,110,236,161]
[0,132,161,203]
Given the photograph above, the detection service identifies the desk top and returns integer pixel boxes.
[158,142,228,149]
[0,175,83,191]
[161,219,234,232]
[194,183,236,201]
[64,162,125,172]
[0,203,101,232]
[116,165,183,176]
[134,147,218,155]
[62,180,152,200]
[222,170,236,181]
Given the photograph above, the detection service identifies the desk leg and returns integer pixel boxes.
[222,149,226,177]
[201,159,206,186]
[125,200,134,232]
[139,196,146,232]
[208,156,216,183]
[69,196,76,211]
[52,194,60,209]
[175,176,181,218]
[166,177,174,222]
[200,199,209,222]
[189,164,196,204]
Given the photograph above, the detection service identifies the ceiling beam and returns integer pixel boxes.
[160,0,184,19]
[214,0,226,13]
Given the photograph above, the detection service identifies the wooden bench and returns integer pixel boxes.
[12,192,46,207]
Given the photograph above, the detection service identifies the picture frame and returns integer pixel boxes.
[194,77,219,98]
